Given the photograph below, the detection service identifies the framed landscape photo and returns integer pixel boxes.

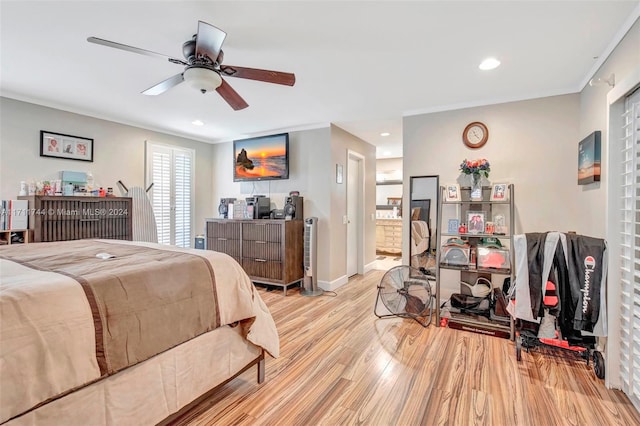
[467,211,486,235]
[490,183,508,201]
[578,131,601,185]
[40,130,93,162]
[445,183,461,202]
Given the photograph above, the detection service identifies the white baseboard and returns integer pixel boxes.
[318,275,349,291]
[364,260,377,273]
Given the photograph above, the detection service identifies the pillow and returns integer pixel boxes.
[411,207,421,221]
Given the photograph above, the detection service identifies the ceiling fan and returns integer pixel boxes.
[87,21,295,110]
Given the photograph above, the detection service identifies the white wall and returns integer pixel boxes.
[375,157,403,207]
[0,97,215,245]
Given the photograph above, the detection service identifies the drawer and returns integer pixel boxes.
[207,221,241,240]
[242,240,281,261]
[242,259,283,281]
[242,222,282,242]
[207,237,241,258]
[386,229,402,237]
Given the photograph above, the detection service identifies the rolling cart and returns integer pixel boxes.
[511,271,605,380]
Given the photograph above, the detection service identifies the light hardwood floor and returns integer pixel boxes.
[172,270,640,426]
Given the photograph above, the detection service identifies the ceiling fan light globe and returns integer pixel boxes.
[183,67,222,93]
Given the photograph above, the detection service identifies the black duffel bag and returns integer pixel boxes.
[450,293,491,316]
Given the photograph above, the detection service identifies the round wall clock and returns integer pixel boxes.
[462,122,489,148]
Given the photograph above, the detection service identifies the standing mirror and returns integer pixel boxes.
[409,175,439,269]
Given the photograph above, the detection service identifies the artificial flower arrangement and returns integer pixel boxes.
[459,158,490,178]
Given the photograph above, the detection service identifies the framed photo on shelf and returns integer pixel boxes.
[387,197,402,206]
[490,183,508,201]
[467,211,486,234]
[40,130,93,162]
[447,219,460,234]
[444,183,461,202]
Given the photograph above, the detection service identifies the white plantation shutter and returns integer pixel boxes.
[174,150,192,248]
[620,87,640,410]
[146,142,194,248]
[152,146,172,245]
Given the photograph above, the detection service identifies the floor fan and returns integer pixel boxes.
[374,265,434,327]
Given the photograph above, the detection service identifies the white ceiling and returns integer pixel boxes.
[1,1,638,159]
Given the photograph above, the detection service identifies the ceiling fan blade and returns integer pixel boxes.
[195,21,226,64]
[216,79,248,110]
[87,37,187,65]
[142,73,185,96]
[219,65,295,86]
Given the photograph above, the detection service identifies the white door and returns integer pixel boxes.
[146,142,194,248]
[346,154,362,277]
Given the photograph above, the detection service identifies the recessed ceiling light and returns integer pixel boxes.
[380,132,391,137]
[479,57,500,71]
[192,120,204,126]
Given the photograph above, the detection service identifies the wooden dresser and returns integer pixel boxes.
[205,219,303,295]
[19,196,132,242]
[376,218,403,255]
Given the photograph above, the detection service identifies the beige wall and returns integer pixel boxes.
[401,18,639,390]
[330,125,377,282]
[578,19,640,237]
[0,97,215,245]
[210,127,335,283]
[0,99,376,287]
[210,125,376,287]
[579,18,639,390]
[403,94,581,297]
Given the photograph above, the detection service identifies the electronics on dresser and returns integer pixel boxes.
[271,209,285,219]
[284,195,303,220]
[218,198,236,219]
[245,195,271,219]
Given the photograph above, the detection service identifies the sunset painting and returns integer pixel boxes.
[234,134,289,181]
[578,131,601,185]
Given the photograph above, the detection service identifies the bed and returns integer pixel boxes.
[0,239,279,425]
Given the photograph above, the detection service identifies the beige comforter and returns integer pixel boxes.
[0,240,279,424]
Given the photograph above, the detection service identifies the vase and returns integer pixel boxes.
[470,173,483,201]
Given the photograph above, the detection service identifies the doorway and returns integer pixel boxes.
[346,150,364,277]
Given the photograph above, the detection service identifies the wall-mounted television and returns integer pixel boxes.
[233,133,289,182]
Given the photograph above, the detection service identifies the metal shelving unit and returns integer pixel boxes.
[435,183,515,339]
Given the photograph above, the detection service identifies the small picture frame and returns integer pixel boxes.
[336,164,343,184]
[448,218,460,234]
[467,211,486,235]
[445,184,461,202]
[490,183,508,201]
[387,197,402,206]
[40,130,93,162]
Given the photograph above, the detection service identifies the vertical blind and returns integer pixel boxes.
[620,87,640,410]
[147,143,194,248]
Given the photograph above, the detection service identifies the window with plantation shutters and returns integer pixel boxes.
[620,87,640,411]
[146,142,194,248]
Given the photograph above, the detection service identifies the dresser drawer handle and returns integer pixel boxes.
[255,258,267,262]
[255,241,266,244]
[217,237,228,241]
